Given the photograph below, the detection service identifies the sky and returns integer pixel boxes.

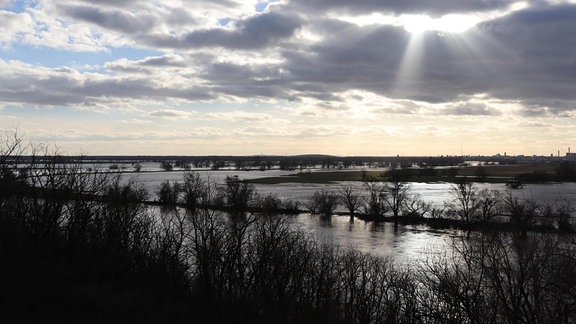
[1,0,575,156]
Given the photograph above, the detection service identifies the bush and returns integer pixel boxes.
[308,189,339,219]
[220,175,255,211]
[157,180,181,204]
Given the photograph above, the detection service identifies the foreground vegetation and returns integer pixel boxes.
[2,133,576,323]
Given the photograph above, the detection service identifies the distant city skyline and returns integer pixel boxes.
[1,1,575,156]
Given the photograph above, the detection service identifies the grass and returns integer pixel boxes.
[247,170,382,184]
[458,164,557,177]
[247,164,560,185]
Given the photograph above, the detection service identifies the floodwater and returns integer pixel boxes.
[141,167,575,263]
[291,213,461,264]
[128,167,576,206]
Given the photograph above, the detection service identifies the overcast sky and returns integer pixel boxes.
[1,0,575,156]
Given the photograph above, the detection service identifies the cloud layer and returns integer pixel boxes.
[1,0,575,155]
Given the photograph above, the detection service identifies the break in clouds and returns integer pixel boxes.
[1,0,576,154]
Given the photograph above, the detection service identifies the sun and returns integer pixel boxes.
[402,14,479,34]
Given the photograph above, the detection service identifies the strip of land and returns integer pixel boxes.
[248,164,560,184]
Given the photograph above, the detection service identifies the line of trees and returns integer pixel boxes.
[156,174,301,214]
[307,171,573,232]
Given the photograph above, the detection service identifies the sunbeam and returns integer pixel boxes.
[393,31,425,98]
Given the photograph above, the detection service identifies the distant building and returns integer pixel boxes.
[566,153,576,161]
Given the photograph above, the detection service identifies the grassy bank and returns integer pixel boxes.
[248,170,377,184]
[248,164,562,184]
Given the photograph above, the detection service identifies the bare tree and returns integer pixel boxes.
[221,175,255,211]
[363,180,386,220]
[382,180,411,222]
[448,182,480,224]
[404,193,431,218]
[309,189,339,220]
[339,185,362,222]
[182,171,208,209]
[477,189,502,222]
[502,192,537,230]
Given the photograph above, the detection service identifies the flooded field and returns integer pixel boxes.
[142,168,575,263]
[129,167,576,206]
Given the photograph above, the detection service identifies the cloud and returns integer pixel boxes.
[115,119,152,125]
[188,126,227,138]
[293,125,355,138]
[205,111,274,122]
[288,0,518,16]
[0,10,34,46]
[104,54,187,73]
[520,99,576,117]
[445,103,500,116]
[147,109,194,119]
[238,126,275,135]
[75,0,141,9]
[0,59,214,107]
[268,4,576,111]
[2,0,576,127]
[476,4,576,102]
[59,4,158,34]
[146,12,301,50]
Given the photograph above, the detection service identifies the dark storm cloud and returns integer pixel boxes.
[147,12,301,49]
[60,4,157,34]
[288,0,519,16]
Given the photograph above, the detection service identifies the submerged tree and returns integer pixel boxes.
[339,185,362,222]
[309,189,339,220]
[182,171,208,209]
[363,180,386,220]
[158,180,181,204]
[382,180,411,222]
[221,175,255,211]
[447,182,480,225]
